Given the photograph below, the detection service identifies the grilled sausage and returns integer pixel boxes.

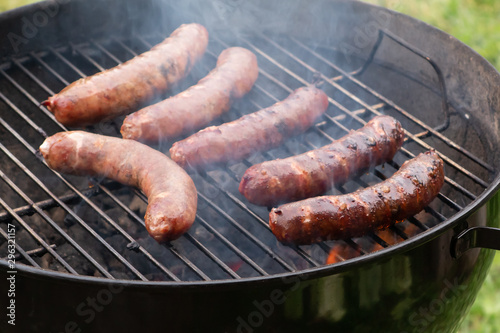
[269,150,444,245]
[239,115,404,206]
[39,131,198,242]
[42,23,209,127]
[170,85,329,170]
[121,47,258,143]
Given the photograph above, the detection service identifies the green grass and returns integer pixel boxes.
[464,254,500,332]
[0,0,39,12]
[1,1,499,332]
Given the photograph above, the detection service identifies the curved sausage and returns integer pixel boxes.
[269,150,444,245]
[39,131,198,242]
[170,85,329,170]
[42,23,209,127]
[121,47,258,143]
[239,115,404,206]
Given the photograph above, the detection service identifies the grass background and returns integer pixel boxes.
[1,0,499,332]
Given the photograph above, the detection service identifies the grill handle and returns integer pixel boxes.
[451,226,500,258]
[353,29,451,133]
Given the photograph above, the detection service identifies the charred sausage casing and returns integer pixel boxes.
[121,47,258,143]
[43,23,209,127]
[170,85,329,170]
[39,131,198,242]
[239,115,405,206]
[269,150,444,245]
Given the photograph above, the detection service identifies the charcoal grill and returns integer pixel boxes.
[1,0,500,332]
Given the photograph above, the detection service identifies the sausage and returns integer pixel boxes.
[170,85,329,170]
[42,23,209,127]
[39,131,198,242]
[269,150,444,245]
[239,115,405,206]
[121,47,258,143]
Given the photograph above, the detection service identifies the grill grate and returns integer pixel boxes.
[0,26,494,282]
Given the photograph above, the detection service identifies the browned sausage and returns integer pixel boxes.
[42,23,209,127]
[121,47,258,143]
[170,85,329,170]
[39,131,198,242]
[269,150,444,245]
[239,115,404,206]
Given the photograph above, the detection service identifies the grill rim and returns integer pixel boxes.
[1,0,500,286]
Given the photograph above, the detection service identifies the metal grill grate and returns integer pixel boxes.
[0,26,494,282]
